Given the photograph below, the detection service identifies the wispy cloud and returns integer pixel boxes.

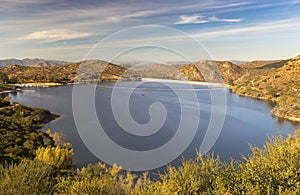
[0,0,53,10]
[0,0,299,61]
[193,18,300,39]
[175,15,207,24]
[1,0,52,3]
[209,16,244,23]
[175,15,243,24]
[91,17,300,49]
[19,29,92,42]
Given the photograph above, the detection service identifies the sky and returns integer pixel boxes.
[1,0,300,62]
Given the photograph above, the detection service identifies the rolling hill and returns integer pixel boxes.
[0,60,127,84]
[178,60,244,84]
[1,59,247,85]
[233,55,300,122]
[130,64,187,80]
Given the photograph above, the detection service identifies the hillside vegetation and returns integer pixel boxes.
[238,60,286,69]
[0,96,57,163]
[0,59,248,85]
[130,64,187,80]
[1,124,300,194]
[0,60,127,84]
[178,60,244,84]
[233,55,300,122]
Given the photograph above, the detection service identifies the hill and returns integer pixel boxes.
[1,58,283,86]
[238,60,286,69]
[0,58,70,68]
[0,59,246,85]
[178,63,205,81]
[178,60,244,84]
[74,60,127,82]
[130,64,187,80]
[0,60,127,84]
[233,55,300,122]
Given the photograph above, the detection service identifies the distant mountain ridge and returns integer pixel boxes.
[230,60,249,65]
[0,58,71,68]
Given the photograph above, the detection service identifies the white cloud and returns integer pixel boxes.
[20,29,92,42]
[175,15,243,24]
[209,16,244,23]
[175,15,208,24]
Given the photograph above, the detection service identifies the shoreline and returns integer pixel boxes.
[0,90,15,94]
[12,82,64,87]
[0,88,20,94]
[141,78,229,87]
[233,89,300,123]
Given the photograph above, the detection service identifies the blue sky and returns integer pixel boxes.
[1,0,300,62]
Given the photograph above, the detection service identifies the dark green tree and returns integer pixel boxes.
[0,72,8,84]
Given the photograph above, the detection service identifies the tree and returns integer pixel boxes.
[0,72,8,84]
[8,77,17,84]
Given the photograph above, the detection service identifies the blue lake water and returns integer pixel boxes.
[9,82,299,172]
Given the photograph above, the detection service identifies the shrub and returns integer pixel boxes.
[237,131,300,194]
[35,146,73,169]
[1,130,300,194]
[0,159,56,194]
[144,130,300,194]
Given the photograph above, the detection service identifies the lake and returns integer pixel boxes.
[9,82,299,172]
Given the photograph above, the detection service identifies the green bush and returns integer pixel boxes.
[1,129,300,194]
[55,163,140,195]
[0,159,56,195]
[0,99,56,161]
[144,130,300,194]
